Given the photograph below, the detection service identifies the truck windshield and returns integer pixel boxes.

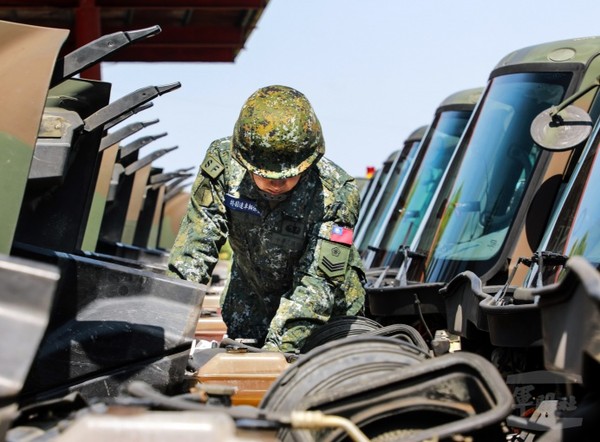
[357,138,422,252]
[378,110,472,264]
[425,71,572,283]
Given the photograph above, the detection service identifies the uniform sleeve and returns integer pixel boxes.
[262,178,366,352]
[167,145,229,284]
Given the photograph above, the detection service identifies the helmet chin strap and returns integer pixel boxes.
[250,170,305,202]
[256,188,290,202]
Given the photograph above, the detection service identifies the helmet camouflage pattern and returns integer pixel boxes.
[232,85,325,179]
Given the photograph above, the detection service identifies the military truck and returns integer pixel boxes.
[362,88,483,271]
[367,36,600,325]
[0,19,205,434]
[354,125,427,254]
[4,18,600,442]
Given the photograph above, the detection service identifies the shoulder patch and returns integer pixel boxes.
[198,186,213,207]
[318,239,350,278]
[192,177,215,207]
[330,224,354,245]
[201,154,224,179]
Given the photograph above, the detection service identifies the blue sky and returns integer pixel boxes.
[102,0,600,182]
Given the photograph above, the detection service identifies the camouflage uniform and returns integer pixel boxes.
[168,137,366,352]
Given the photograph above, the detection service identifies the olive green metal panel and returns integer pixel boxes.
[158,191,190,251]
[0,135,31,254]
[493,36,600,119]
[405,125,429,144]
[575,53,600,112]
[121,165,152,244]
[438,87,483,109]
[495,36,600,70]
[81,144,120,252]
[147,186,166,249]
[0,21,68,254]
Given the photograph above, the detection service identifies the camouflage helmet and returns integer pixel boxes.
[232,85,325,179]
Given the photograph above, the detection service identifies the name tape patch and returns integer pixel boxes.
[225,194,261,216]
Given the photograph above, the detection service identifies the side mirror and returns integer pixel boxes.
[530,76,599,151]
[530,104,593,151]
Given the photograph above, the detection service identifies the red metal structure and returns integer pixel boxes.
[0,0,269,79]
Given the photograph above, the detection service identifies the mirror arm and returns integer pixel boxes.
[550,74,600,122]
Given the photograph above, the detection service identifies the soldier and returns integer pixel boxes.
[168,85,366,352]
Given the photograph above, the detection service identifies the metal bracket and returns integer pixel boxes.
[50,26,162,87]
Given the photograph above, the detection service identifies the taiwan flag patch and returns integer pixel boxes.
[330,224,354,245]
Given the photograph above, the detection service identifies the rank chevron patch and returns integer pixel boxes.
[318,239,350,278]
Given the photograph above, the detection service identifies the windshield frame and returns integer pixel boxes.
[371,107,475,268]
[415,65,583,284]
[356,137,423,253]
[528,121,600,286]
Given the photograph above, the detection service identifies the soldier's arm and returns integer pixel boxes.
[167,142,229,284]
[263,179,366,352]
